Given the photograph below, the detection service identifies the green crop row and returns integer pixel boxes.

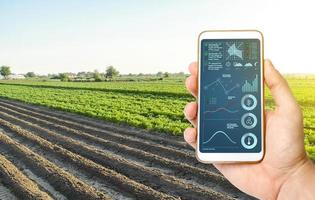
[0,78,189,97]
[0,84,190,134]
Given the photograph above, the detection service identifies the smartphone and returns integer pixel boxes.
[196,30,264,163]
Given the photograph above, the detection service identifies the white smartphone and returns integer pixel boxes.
[196,30,265,163]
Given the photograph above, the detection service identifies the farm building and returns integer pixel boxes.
[7,74,26,80]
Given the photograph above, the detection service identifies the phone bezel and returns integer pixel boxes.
[196,30,265,163]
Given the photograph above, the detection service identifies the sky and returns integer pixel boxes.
[0,0,315,75]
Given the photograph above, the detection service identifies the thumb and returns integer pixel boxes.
[264,59,299,113]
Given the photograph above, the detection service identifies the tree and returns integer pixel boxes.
[77,71,87,78]
[105,66,119,78]
[93,70,102,82]
[59,73,69,82]
[178,72,185,76]
[0,66,11,78]
[164,72,169,78]
[157,71,163,77]
[25,72,36,78]
[48,74,60,79]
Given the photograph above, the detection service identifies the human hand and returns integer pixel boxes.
[184,59,315,199]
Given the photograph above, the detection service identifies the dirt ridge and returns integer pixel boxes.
[0,98,255,200]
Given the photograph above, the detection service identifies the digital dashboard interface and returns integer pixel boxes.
[200,39,261,153]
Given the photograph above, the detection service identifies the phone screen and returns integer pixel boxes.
[199,39,261,153]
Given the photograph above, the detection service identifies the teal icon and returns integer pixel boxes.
[233,62,243,67]
[225,61,231,67]
[227,43,243,60]
[241,113,257,129]
[241,94,257,111]
[241,133,257,149]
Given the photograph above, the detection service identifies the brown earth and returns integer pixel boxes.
[0,98,255,200]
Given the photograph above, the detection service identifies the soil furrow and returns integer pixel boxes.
[0,132,111,200]
[0,132,68,200]
[0,184,18,200]
[0,154,52,200]
[0,103,244,197]
[0,109,234,200]
[0,104,219,175]
[0,118,177,200]
[0,100,215,173]
[0,98,188,150]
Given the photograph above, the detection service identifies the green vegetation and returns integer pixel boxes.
[0,77,190,135]
[0,76,314,161]
[105,66,119,78]
[31,67,178,82]
[25,72,36,78]
[0,66,11,78]
[59,73,70,82]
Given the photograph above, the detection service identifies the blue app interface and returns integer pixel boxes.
[200,39,261,153]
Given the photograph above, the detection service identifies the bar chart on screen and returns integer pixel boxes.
[242,74,258,93]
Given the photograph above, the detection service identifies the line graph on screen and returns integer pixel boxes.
[203,131,237,145]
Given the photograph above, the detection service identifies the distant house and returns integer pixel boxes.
[67,73,77,79]
[7,74,26,80]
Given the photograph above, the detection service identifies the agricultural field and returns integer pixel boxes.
[0,76,313,199]
[0,98,250,199]
[0,76,314,161]
[0,79,191,134]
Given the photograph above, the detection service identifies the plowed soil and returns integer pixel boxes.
[0,98,255,200]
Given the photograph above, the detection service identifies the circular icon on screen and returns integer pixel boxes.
[225,61,231,67]
[241,113,257,129]
[241,94,257,111]
[241,133,258,149]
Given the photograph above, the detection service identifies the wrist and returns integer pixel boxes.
[277,158,315,200]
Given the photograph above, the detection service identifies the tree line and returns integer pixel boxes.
[0,65,185,82]
[0,65,120,81]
